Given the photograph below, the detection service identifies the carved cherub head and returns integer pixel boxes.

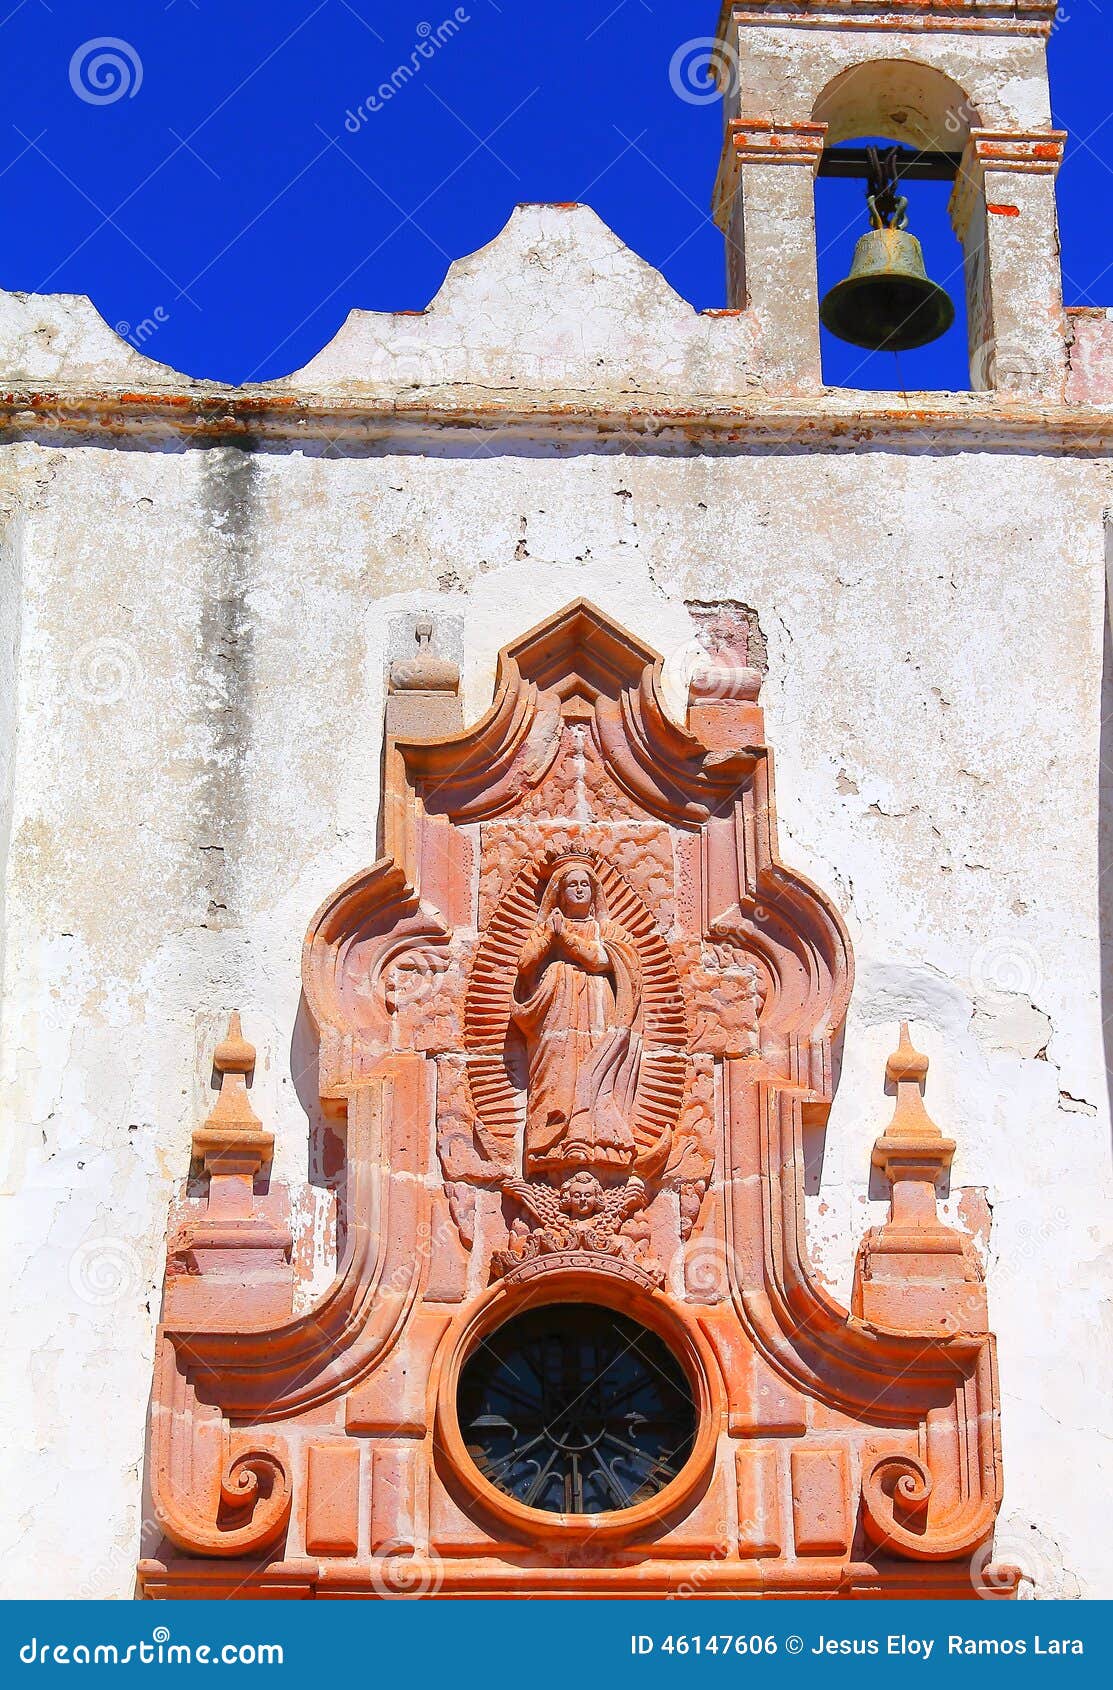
[559,1170,606,1218]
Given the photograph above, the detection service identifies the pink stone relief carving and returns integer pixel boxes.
[140,600,1009,1601]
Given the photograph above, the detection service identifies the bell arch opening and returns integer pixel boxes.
[812,59,980,155]
[811,62,981,394]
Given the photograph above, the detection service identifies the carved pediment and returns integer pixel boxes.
[304,599,845,1103]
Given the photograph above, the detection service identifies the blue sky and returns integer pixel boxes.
[0,0,1108,390]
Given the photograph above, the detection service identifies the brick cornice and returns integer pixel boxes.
[949,127,1066,238]
[717,0,1060,37]
[729,118,830,168]
[967,126,1068,173]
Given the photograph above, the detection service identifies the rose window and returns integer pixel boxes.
[458,1303,697,1515]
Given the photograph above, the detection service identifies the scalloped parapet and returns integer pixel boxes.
[280,203,759,401]
[0,206,756,403]
[0,287,204,391]
[2,200,1111,431]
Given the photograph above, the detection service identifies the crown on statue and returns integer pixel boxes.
[543,843,599,873]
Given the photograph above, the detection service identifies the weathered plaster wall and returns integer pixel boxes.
[0,485,23,1014]
[1067,309,1113,407]
[0,205,1110,1600]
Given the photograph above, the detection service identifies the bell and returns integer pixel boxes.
[821,225,955,354]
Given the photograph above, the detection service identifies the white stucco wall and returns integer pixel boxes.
[0,204,1110,1600]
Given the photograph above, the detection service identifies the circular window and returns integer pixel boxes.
[457,1303,697,1516]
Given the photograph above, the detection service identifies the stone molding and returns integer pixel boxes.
[4,389,1113,449]
[728,119,829,169]
[967,128,1068,174]
[712,119,829,233]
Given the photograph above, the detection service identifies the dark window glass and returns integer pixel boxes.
[458,1303,696,1515]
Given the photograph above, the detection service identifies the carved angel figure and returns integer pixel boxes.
[510,860,644,1178]
[493,1171,661,1283]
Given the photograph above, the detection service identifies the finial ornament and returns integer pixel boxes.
[215,1011,254,1074]
[887,1021,929,1086]
[199,1012,264,1141]
[854,1022,983,1338]
[167,1012,291,1329]
[879,1021,940,1147]
[871,1021,955,1185]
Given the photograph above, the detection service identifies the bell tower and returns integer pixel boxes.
[712,0,1068,396]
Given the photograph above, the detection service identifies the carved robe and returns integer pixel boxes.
[511,913,644,1175]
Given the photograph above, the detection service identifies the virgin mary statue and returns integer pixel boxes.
[510,859,644,1178]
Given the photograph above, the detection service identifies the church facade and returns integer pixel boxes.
[0,0,1110,1599]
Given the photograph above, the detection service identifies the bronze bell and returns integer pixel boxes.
[821,226,955,353]
[820,149,955,354]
